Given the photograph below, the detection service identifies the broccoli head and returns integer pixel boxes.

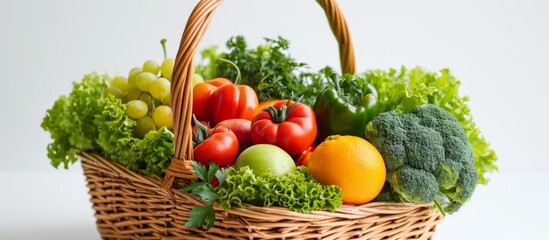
[365,104,477,214]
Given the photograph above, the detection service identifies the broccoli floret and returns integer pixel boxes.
[365,104,477,214]
[388,166,438,203]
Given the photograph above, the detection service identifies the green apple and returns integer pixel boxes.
[234,144,296,177]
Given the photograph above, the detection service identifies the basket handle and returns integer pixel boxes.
[162,0,356,190]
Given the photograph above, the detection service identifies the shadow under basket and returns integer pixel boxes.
[80,152,442,239]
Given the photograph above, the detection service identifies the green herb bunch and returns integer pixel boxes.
[195,36,326,106]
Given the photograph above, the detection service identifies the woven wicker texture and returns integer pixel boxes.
[82,152,442,239]
[80,0,444,239]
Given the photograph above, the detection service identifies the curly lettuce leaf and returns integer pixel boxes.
[95,96,174,175]
[218,166,342,213]
[95,96,141,170]
[365,67,438,114]
[139,127,175,176]
[41,72,108,169]
[363,66,497,184]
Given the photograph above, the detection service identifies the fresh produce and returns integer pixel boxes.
[108,40,176,137]
[251,98,317,156]
[218,166,343,213]
[135,72,157,92]
[143,59,160,75]
[195,36,324,106]
[363,67,497,185]
[313,67,378,143]
[127,67,141,88]
[125,100,148,120]
[42,40,178,174]
[182,161,229,229]
[123,65,174,138]
[254,99,279,114]
[364,104,477,214]
[95,96,174,176]
[95,96,138,169]
[193,59,259,125]
[210,81,258,124]
[112,66,175,137]
[111,75,130,93]
[135,116,156,139]
[234,144,295,177]
[137,127,175,175]
[308,135,386,204]
[295,144,315,166]
[192,116,239,167]
[149,77,171,100]
[160,58,175,80]
[192,78,233,121]
[41,35,496,233]
[183,160,342,229]
[160,39,175,80]
[217,119,252,147]
[152,105,173,129]
[191,73,204,87]
[194,36,497,185]
[41,73,107,168]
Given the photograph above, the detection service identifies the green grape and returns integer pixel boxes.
[143,60,160,75]
[105,86,125,100]
[112,75,130,93]
[161,58,175,80]
[152,105,173,129]
[149,77,171,100]
[128,68,142,88]
[125,100,148,120]
[163,95,171,106]
[192,73,204,88]
[135,72,156,92]
[126,88,142,102]
[129,67,141,74]
[139,93,153,107]
[135,116,156,138]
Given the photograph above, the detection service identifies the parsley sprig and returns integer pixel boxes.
[196,36,327,106]
[181,161,227,229]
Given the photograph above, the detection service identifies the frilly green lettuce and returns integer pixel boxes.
[218,166,342,213]
[42,72,174,176]
[41,72,108,169]
[95,96,174,176]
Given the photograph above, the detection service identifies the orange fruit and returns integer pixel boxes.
[308,135,386,204]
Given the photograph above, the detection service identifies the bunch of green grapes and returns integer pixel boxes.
[106,56,175,138]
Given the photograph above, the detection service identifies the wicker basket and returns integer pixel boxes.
[80,0,443,239]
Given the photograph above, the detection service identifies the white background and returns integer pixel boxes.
[1,0,548,239]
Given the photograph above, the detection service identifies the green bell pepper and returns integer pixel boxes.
[313,72,379,143]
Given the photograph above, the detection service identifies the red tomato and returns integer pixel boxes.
[192,78,232,122]
[251,100,317,156]
[211,84,258,125]
[193,122,239,167]
[295,144,316,166]
[217,119,252,147]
